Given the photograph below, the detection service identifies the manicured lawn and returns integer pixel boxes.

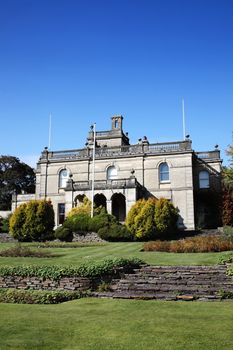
[0,298,232,350]
[0,242,231,266]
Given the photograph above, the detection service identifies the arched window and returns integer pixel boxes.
[59,169,69,188]
[159,162,169,182]
[199,171,210,189]
[107,166,117,180]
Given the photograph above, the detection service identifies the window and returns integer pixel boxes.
[107,166,117,180]
[159,162,169,182]
[58,203,65,225]
[199,171,210,189]
[59,169,69,188]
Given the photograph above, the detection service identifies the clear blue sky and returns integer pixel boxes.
[0,0,232,167]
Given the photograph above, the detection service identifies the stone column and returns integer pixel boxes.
[106,199,112,215]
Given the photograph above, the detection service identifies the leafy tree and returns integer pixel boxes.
[222,140,233,226]
[0,156,35,210]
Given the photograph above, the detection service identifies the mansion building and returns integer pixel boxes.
[12,116,222,230]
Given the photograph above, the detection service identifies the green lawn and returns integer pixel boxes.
[0,298,232,350]
[0,242,231,266]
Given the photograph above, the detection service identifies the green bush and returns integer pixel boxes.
[154,198,179,235]
[0,289,84,304]
[98,224,132,241]
[126,198,179,240]
[54,226,73,242]
[1,215,11,233]
[64,213,91,234]
[88,212,117,233]
[9,200,55,242]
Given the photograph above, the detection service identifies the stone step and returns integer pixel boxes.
[93,265,233,301]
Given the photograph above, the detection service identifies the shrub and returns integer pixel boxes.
[54,226,73,242]
[143,235,233,253]
[88,212,117,233]
[98,224,132,241]
[0,289,84,304]
[126,198,178,240]
[154,198,179,236]
[64,213,91,234]
[67,197,91,217]
[9,200,55,241]
[125,199,146,237]
[9,203,27,240]
[1,214,11,233]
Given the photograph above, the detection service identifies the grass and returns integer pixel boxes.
[0,242,231,266]
[0,298,232,350]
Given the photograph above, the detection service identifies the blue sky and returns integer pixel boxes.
[0,0,232,167]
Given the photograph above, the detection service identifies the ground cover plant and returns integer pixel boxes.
[143,235,233,253]
[35,241,106,248]
[0,298,232,350]
[0,257,142,280]
[0,288,84,304]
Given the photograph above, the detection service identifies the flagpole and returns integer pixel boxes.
[182,99,186,140]
[91,123,96,218]
[48,113,52,149]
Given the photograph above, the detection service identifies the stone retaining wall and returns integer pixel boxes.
[0,276,91,291]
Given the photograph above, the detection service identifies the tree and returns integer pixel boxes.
[222,140,233,226]
[0,156,35,210]
[222,142,233,191]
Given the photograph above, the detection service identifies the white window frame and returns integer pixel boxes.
[199,170,210,189]
[59,169,69,188]
[107,166,117,180]
[159,162,170,183]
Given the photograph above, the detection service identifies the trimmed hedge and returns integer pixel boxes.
[0,288,84,304]
[0,258,143,281]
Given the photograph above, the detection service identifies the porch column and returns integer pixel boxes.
[106,199,112,215]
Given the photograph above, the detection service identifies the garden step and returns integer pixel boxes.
[93,265,233,301]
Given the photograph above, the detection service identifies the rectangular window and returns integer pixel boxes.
[58,203,65,225]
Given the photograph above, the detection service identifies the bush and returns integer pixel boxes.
[54,226,73,242]
[126,198,179,240]
[88,212,117,233]
[143,235,233,253]
[67,197,91,217]
[0,289,84,304]
[64,213,91,234]
[98,224,132,241]
[154,198,179,235]
[0,214,11,233]
[9,200,55,241]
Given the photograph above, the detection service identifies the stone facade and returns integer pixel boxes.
[12,116,222,230]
